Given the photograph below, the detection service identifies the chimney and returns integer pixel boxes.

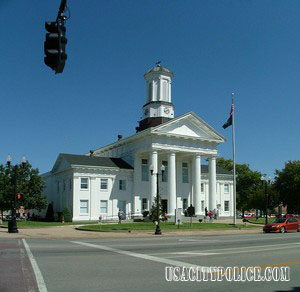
[118,135,123,141]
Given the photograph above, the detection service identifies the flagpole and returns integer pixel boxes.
[231,93,237,225]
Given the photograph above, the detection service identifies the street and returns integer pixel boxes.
[1,232,300,291]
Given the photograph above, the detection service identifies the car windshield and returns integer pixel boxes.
[274,218,286,223]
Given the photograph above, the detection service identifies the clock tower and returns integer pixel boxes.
[136,63,174,132]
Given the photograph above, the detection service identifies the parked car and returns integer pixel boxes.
[263,217,300,233]
[283,214,300,219]
[244,213,256,218]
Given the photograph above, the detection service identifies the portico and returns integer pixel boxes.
[136,148,218,216]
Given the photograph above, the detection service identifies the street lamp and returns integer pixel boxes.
[150,164,165,235]
[6,155,27,233]
[260,175,271,225]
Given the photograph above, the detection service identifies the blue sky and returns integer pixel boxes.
[1,0,299,177]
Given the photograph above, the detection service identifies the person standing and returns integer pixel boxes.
[209,210,213,222]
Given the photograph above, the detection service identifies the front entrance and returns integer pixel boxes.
[118,200,126,218]
[161,199,168,213]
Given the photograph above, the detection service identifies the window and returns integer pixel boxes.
[80,178,88,189]
[63,180,66,192]
[162,161,168,182]
[100,200,108,213]
[148,82,152,102]
[141,159,149,181]
[100,178,108,190]
[224,201,229,212]
[119,180,126,190]
[80,200,88,214]
[201,200,205,212]
[162,80,168,101]
[224,184,229,193]
[182,162,189,183]
[201,183,204,193]
[183,198,188,210]
[57,181,60,193]
[142,198,148,210]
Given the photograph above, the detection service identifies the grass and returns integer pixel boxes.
[0,220,97,228]
[78,222,260,232]
[247,217,276,224]
[248,217,299,224]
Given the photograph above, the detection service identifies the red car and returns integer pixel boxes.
[263,217,300,233]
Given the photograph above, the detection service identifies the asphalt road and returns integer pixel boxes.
[1,232,300,292]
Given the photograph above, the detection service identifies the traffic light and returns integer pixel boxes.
[44,19,67,74]
[17,193,24,201]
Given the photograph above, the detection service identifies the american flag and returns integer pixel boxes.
[223,102,234,129]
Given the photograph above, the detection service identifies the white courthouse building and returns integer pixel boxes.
[42,64,234,221]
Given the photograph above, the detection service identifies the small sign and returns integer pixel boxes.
[175,208,182,225]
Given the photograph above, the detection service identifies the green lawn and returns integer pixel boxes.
[247,218,276,224]
[248,217,299,224]
[0,221,97,228]
[78,222,260,232]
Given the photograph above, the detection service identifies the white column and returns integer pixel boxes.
[209,156,217,212]
[168,152,176,216]
[169,80,172,102]
[159,77,162,101]
[149,151,158,208]
[193,155,201,215]
[133,154,141,215]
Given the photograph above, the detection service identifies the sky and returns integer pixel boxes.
[1,0,300,178]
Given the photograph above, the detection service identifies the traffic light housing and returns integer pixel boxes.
[17,193,24,201]
[44,19,67,74]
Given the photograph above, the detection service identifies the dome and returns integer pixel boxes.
[144,64,174,78]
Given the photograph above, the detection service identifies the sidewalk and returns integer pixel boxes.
[0,223,262,239]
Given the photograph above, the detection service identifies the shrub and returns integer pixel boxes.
[142,211,149,218]
[57,212,63,222]
[149,200,164,222]
[63,208,72,222]
[53,212,59,222]
[45,203,55,222]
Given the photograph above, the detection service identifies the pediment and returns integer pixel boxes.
[51,155,71,173]
[151,112,225,142]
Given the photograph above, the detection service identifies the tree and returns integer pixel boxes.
[149,199,164,222]
[0,165,12,220]
[274,161,300,213]
[216,158,262,215]
[0,161,47,215]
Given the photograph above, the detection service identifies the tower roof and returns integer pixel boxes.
[144,64,174,78]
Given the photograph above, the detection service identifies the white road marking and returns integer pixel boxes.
[169,252,219,256]
[151,242,300,258]
[71,241,207,269]
[108,239,220,248]
[22,239,47,292]
[178,239,220,243]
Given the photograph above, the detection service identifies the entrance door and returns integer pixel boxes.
[161,200,168,214]
[118,200,126,218]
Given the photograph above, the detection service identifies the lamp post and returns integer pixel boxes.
[150,164,165,235]
[6,155,27,233]
[261,175,271,225]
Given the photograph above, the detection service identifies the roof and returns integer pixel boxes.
[144,64,174,78]
[57,153,133,170]
[92,112,225,156]
[201,165,233,175]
